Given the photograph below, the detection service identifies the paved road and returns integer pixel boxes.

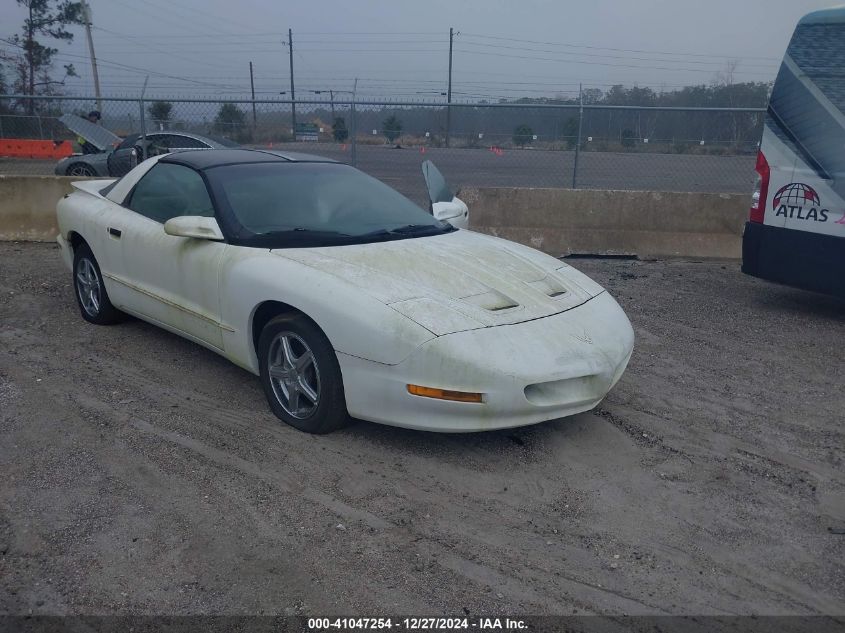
[2,243,843,617]
[281,144,756,203]
[1,145,755,207]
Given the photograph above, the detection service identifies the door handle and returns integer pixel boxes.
[108,227,122,238]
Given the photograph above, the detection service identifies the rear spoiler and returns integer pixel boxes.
[71,179,117,198]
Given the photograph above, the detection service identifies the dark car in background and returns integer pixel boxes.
[54,117,239,177]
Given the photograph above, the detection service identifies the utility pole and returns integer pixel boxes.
[249,61,256,127]
[572,82,584,189]
[288,28,296,139]
[446,27,453,148]
[329,89,335,120]
[26,3,34,114]
[81,1,102,113]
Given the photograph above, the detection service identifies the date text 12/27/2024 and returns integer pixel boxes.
[307,618,528,630]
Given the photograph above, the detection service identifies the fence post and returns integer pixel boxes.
[572,83,584,189]
[139,77,149,148]
[37,114,44,140]
[139,98,146,142]
[350,78,358,167]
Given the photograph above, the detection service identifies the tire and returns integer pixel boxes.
[67,162,96,177]
[258,314,348,434]
[72,243,123,325]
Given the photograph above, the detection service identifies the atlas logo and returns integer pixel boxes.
[773,183,829,222]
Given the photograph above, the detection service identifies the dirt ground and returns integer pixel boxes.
[0,242,843,617]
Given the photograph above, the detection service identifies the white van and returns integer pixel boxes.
[742,6,845,298]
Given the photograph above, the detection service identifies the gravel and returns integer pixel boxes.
[0,242,843,616]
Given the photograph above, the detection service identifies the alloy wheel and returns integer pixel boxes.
[76,257,101,317]
[267,332,321,419]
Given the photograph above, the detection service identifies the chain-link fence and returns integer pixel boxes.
[0,95,764,204]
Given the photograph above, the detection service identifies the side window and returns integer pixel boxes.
[166,135,210,149]
[144,134,168,158]
[127,163,215,223]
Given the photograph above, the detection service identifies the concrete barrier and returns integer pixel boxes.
[0,176,102,241]
[464,187,748,259]
[1,176,748,259]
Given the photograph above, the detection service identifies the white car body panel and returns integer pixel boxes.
[56,154,635,432]
[432,196,469,229]
[339,292,633,432]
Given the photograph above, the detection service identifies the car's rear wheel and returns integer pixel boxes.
[72,243,123,325]
[258,314,348,434]
[67,162,96,177]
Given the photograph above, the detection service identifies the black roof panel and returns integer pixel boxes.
[159,148,337,170]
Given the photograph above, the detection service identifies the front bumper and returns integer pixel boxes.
[339,291,634,432]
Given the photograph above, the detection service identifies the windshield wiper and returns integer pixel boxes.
[237,224,454,249]
[257,228,353,238]
[360,224,450,238]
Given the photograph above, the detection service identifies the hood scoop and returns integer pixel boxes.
[461,290,520,312]
[528,275,568,299]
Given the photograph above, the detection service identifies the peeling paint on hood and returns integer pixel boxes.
[272,230,605,335]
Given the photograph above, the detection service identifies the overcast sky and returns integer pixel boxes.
[0,0,832,100]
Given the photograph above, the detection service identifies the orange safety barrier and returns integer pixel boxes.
[0,139,74,160]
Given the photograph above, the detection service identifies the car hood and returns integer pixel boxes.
[59,114,122,150]
[272,230,605,335]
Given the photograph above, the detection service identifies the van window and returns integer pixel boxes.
[768,12,845,188]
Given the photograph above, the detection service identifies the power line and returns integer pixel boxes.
[91,26,251,72]
[136,0,254,36]
[457,41,779,69]
[460,32,781,62]
[454,47,775,76]
[294,31,443,35]
[47,50,247,89]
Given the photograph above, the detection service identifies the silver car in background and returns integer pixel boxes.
[54,114,239,177]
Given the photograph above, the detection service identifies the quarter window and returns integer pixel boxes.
[127,163,215,223]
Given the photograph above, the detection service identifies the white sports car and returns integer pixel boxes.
[56,149,634,434]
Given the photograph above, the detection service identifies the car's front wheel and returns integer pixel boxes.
[72,243,123,325]
[67,162,97,177]
[258,314,348,434]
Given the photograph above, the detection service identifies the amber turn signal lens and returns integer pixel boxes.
[406,384,484,403]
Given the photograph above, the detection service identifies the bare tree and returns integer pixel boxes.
[2,1,83,113]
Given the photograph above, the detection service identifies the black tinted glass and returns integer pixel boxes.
[209,162,445,237]
[128,163,214,223]
[163,135,209,149]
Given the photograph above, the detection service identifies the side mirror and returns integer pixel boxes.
[422,160,454,205]
[163,216,224,241]
[432,196,469,230]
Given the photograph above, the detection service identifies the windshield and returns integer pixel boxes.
[207,162,454,247]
